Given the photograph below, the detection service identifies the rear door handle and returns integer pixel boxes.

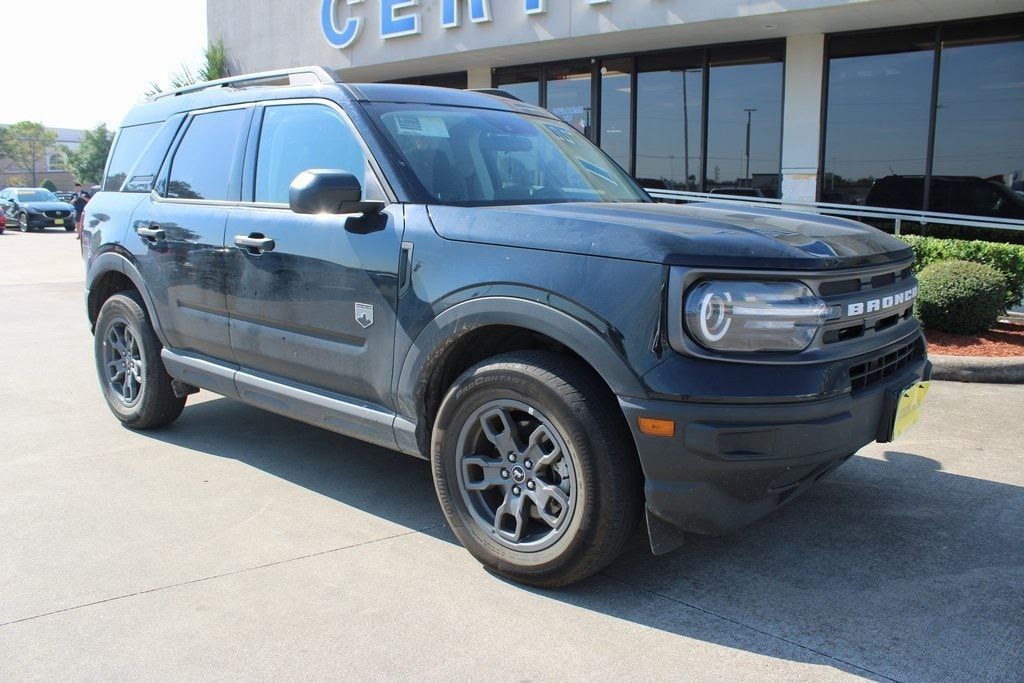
[234,234,276,254]
[136,225,164,240]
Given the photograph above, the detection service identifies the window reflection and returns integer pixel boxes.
[547,64,593,136]
[825,49,933,207]
[600,58,632,172]
[636,60,702,190]
[932,36,1024,218]
[495,68,541,106]
[705,60,783,198]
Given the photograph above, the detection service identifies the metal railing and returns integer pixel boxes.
[644,188,1024,235]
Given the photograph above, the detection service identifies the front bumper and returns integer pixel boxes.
[619,337,931,549]
[26,213,73,229]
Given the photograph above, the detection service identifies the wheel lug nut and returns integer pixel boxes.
[524,459,533,469]
[527,480,536,490]
[508,453,517,462]
[500,468,510,479]
[512,485,521,496]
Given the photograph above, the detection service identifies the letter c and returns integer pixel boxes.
[322,0,363,49]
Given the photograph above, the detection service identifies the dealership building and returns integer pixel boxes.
[208,0,1023,216]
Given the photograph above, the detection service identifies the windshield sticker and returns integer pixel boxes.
[577,158,619,186]
[544,124,577,145]
[394,114,450,138]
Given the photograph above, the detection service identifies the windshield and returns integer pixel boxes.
[13,189,58,202]
[366,103,648,206]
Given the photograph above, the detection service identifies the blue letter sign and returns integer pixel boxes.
[442,0,492,28]
[381,0,421,38]
[321,0,363,49]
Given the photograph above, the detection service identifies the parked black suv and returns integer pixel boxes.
[1,187,76,232]
[83,68,931,587]
[865,174,1024,219]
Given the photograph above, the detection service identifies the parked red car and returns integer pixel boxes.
[0,213,6,234]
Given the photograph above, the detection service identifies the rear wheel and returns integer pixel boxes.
[94,291,185,429]
[431,350,642,587]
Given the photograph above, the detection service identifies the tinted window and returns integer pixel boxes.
[254,104,366,204]
[167,109,249,201]
[123,115,185,193]
[104,123,160,191]
[636,55,703,191]
[705,59,783,198]
[546,63,592,136]
[494,67,541,106]
[599,58,632,172]
[932,33,1024,213]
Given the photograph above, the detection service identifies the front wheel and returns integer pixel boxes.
[93,291,186,429]
[19,213,28,232]
[431,350,642,587]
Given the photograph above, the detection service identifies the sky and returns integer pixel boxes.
[5,0,208,131]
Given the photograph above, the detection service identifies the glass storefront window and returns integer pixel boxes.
[495,68,541,106]
[599,58,632,172]
[824,37,934,207]
[546,63,593,136]
[705,58,783,198]
[635,52,703,191]
[932,28,1024,218]
[493,41,784,194]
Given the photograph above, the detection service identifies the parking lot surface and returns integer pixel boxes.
[1,231,1022,680]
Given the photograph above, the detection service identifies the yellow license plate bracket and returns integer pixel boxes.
[891,381,929,441]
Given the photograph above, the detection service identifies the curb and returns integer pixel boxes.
[930,355,1024,384]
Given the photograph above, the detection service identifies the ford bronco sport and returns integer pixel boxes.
[83,67,931,587]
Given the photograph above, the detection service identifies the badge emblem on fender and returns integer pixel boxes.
[355,302,374,329]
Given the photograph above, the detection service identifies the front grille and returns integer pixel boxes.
[848,338,921,391]
[44,210,70,219]
[819,264,916,345]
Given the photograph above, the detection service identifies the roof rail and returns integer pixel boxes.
[149,66,340,101]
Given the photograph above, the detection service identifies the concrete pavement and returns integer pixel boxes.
[1,230,1021,680]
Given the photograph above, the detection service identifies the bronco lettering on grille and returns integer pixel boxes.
[847,286,918,317]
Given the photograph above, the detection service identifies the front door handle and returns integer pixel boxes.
[234,233,276,254]
[136,225,165,240]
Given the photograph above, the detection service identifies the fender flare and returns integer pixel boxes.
[85,251,169,347]
[394,296,646,424]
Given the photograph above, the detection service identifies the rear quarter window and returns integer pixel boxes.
[104,123,161,192]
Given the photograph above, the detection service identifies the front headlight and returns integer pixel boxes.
[684,281,831,353]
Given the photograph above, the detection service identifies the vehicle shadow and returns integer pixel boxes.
[146,396,1023,681]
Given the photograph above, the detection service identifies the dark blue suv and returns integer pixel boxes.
[83,67,931,587]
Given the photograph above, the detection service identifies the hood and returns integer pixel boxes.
[21,201,75,212]
[427,202,912,270]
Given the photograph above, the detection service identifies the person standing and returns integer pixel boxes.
[71,183,90,240]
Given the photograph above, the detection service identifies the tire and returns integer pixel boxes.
[93,291,186,429]
[64,224,75,232]
[19,213,28,232]
[431,350,642,587]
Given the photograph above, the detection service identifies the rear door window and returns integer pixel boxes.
[166,108,250,201]
[104,123,160,191]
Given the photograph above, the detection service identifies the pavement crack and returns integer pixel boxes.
[0,524,445,629]
[598,571,899,682]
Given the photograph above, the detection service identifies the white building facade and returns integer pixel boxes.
[208,0,1024,217]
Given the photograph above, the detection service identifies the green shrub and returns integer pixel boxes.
[898,235,1024,308]
[915,260,1007,334]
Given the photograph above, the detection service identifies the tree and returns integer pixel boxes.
[65,123,114,186]
[146,39,231,97]
[0,121,57,186]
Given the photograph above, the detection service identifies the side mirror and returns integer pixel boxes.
[288,169,384,215]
